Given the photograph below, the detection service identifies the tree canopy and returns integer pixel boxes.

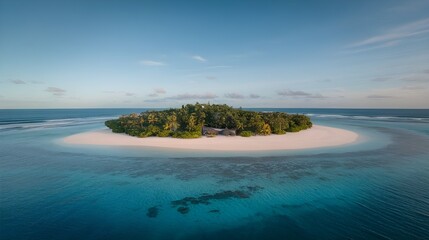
[105,103,312,138]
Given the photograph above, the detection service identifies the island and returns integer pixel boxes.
[105,103,313,138]
[62,103,359,151]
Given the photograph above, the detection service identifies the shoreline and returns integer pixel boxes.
[62,125,360,151]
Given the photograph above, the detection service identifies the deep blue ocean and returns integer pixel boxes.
[1,108,428,240]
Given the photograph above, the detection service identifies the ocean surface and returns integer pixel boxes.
[0,108,428,240]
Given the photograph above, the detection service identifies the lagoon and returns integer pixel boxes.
[1,108,428,239]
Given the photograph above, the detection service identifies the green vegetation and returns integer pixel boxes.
[105,103,312,138]
[239,131,253,137]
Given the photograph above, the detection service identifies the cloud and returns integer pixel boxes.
[192,55,207,62]
[370,71,429,83]
[206,76,217,80]
[278,90,325,99]
[224,93,261,99]
[344,41,399,54]
[348,18,429,49]
[8,79,44,85]
[147,93,218,101]
[169,93,217,100]
[401,75,429,82]
[372,77,390,82]
[367,94,396,99]
[148,88,167,97]
[125,92,134,96]
[154,88,166,94]
[10,79,26,84]
[139,60,165,66]
[46,87,66,96]
[224,93,245,99]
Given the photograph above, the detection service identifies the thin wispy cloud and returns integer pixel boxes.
[125,92,134,96]
[401,75,429,82]
[192,55,207,62]
[139,60,165,66]
[148,88,167,97]
[224,93,245,99]
[278,90,325,99]
[154,88,166,94]
[10,79,26,84]
[369,71,429,83]
[224,93,261,99]
[367,94,396,99]
[348,18,429,49]
[46,87,66,96]
[169,93,217,100]
[344,40,399,54]
[146,93,218,101]
[8,79,44,85]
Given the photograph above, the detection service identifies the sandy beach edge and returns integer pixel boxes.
[61,125,360,151]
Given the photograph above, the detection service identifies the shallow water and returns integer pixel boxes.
[1,109,428,239]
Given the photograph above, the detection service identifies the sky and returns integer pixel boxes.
[1,0,429,109]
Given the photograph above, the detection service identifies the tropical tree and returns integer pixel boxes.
[148,113,158,125]
[105,103,312,138]
[260,123,271,135]
[138,115,145,128]
[166,114,179,131]
[187,114,197,131]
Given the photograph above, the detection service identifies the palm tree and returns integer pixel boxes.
[236,120,244,131]
[123,113,137,128]
[138,116,145,128]
[148,113,158,125]
[261,123,271,135]
[166,114,178,131]
[187,114,197,131]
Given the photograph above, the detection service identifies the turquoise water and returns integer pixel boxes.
[1,109,428,239]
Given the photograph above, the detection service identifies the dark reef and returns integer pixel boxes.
[146,206,159,218]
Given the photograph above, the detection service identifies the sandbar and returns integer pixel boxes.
[62,125,360,151]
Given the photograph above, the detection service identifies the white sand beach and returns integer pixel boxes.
[62,125,360,151]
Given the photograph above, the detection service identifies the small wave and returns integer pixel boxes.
[0,116,116,131]
[306,114,429,123]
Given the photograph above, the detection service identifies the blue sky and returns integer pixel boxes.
[1,0,428,108]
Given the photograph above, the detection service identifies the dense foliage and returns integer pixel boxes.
[105,103,312,138]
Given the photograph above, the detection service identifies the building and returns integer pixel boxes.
[202,126,236,136]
